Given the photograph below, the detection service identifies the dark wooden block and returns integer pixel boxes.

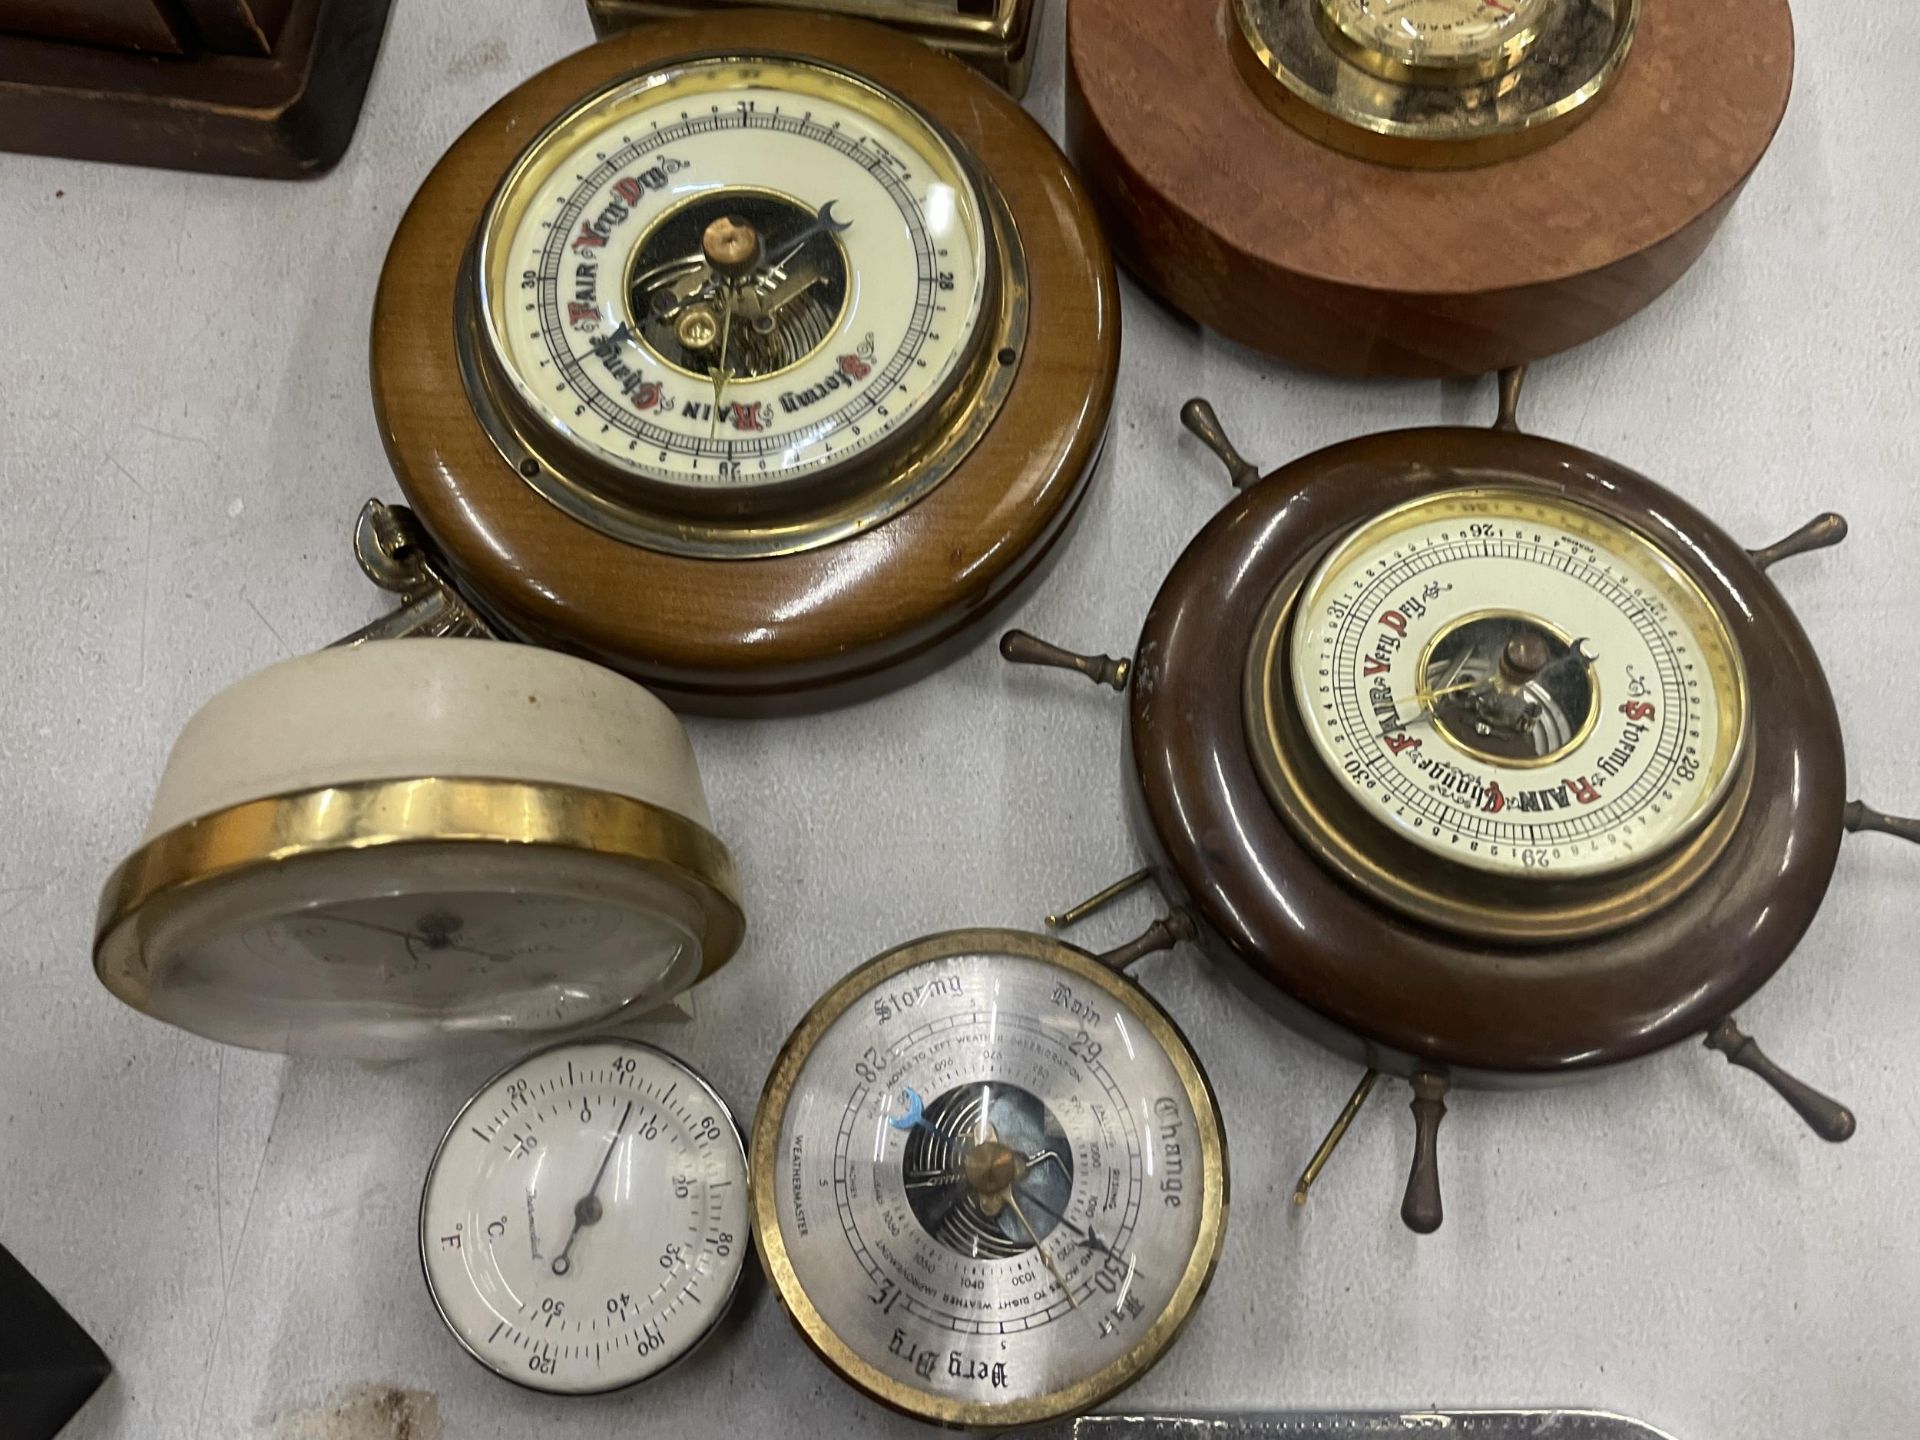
[0,0,394,178]
[0,0,190,54]
[179,0,297,56]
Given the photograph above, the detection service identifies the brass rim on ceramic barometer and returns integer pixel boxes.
[94,777,745,1013]
[455,52,1029,560]
[1242,485,1753,942]
[1231,0,1642,168]
[749,928,1228,1430]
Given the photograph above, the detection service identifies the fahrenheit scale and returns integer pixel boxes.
[420,1038,749,1394]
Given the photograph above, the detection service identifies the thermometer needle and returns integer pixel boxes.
[551,1099,632,1277]
[1005,1190,1076,1309]
[311,914,517,965]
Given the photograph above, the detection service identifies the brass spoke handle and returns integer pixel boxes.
[1400,1072,1449,1235]
[1748,512,1848,571]
[1704,1018,1855,1142]
[1843,800,1920,846]
[1179,397,1261,489]
[999,629,1131,690]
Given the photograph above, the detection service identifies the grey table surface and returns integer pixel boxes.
[2,3,1916,1438]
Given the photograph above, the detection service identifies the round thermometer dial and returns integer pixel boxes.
[752,931,1226,1428]
[476,54,992,501]
[1287,488,1749,879]
[1318,0,1551,76]
[421,1039,749,1394]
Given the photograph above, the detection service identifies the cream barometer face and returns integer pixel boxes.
[1284,488,1748,879]
[752,933,1225,1428]
[470,54,1012,554]
[422,1039,749,1394]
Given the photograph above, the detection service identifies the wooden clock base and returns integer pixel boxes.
[0,0,393,178]
[1065,0,1795,378]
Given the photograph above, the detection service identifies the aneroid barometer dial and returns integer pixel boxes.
[752,931,1225,1428]
[1284,488,1748,878]
[467,52,1008,553]
[422,1039,749,1394]
[480,56,988,491]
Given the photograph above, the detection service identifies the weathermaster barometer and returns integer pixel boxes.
[753,926,1226,1427]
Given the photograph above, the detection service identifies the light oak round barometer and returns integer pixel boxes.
[374,14,1117,712]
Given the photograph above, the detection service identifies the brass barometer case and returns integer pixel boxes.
[1002,368,1917,1233]
[371,13,1117,714]
[750,918,1226,1429]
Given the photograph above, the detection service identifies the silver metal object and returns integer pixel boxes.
[1031,1410,1679,1440]
[334,499,498,645]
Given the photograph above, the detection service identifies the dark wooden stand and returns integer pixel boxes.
[0,0,393,177]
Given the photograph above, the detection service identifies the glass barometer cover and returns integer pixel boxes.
[94,641,744,1058]
[1282,488,1748,878]
[472,53,999,530]
[1318,0,1552,77]
[421,1038,749,1393]
[751,930,1226,1428]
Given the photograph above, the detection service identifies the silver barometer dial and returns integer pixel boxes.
[752,930,1226,1429]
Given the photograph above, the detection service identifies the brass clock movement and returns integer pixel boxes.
[1065,0,1796,375]
[1003,368,1916,1231]
[372,13,1116,713]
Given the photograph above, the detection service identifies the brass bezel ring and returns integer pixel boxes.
[1232,0,1641,169]
[461,52,1029,560]
[95,776,745,1016]
[749,927,1228,1430]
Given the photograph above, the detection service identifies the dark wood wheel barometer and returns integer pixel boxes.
[1003,367,1917,1232]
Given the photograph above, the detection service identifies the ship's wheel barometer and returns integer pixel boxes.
[1002,368,1917,1231]
[1064,0,1795,375]
[372,13,1116,712]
